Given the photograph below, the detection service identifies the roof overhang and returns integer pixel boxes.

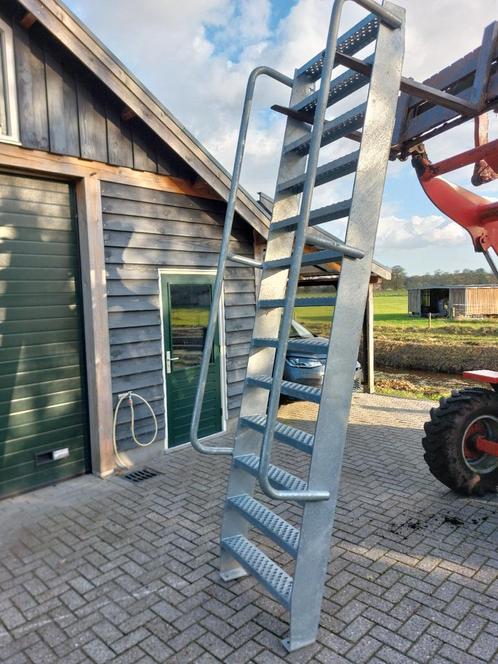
[17,0,269,237]
[17,0,391,282]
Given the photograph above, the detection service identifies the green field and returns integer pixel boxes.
[294,289,498,400]
[295,289,498,340]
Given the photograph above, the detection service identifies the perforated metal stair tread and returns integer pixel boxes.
[285,104,366,156]
[246,375,321,403]
[277,153,359,196]
[272,199,352,232]
[252,337,328,353]
[233,453,308,493]
[265,250,343,270]
[297,14,379,82]
[241,415,315,454]
[294,53,375,115]
[227,494,300,557]
[259,297,336,309]
[221,534,293,607]
[288,338,329,352]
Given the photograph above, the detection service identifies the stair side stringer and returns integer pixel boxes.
[286,2,406,652]
[219,73,313,580]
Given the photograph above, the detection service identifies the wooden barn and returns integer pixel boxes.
[0,0,389,499]
[408,284,498,318]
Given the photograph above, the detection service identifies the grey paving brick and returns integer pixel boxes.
[82,638,115,664]
[139,634,174,662]
[25,640,58,663]
[397,615,430,642]
[341,615,373,642]
[225,640,264,663]
[69,577,95,595]
[196,631,234,660]
[167,623,206,652]
[408,634,442,663]
[336,599,367,623]
[200,612,234,640]
[111,628,150,655]
[468,631,498,661]
[91,620,123,644]
[455,612,486,642]
[111,645,145,664]
[167,642,205,663]
[377,645,420,664]
[371,625,411,653]
[225,620,261,648]
[1,607,25,630]
[38,622,67,649]
[170,605,208,632]
[427,623,471,651]
[318,631,351,655]
[439,643,487,664]
[4,654,30,664]
[346,635,382,663]
[1,394,498,664]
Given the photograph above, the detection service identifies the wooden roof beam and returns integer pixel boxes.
[20,11,37,29]
[121,107,137,122]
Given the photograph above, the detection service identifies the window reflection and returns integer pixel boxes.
[169,284,212,369]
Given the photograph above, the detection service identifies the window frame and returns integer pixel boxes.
[0,17,19,144]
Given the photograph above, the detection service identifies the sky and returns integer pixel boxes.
[64,0,498,276]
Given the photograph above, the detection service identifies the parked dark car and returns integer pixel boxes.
[284,320,363,391]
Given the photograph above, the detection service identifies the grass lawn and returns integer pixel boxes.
[293,288,498,400]
[373,290,498,346]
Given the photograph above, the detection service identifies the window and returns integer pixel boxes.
[0,18,19,143]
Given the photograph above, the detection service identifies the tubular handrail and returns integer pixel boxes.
[190,66,293,455]
[354,0,402,28]
[256,0,402,502]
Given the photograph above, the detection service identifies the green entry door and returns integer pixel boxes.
[161,273,223,447]
[0,173,90,499]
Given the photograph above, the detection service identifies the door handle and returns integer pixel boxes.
[166,350,179,374]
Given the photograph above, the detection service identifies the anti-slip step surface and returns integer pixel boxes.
[233,453,308,493]
[221,534,293,607]
[227,494,300,557]
[241,415,314,454]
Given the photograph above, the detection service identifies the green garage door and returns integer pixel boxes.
[0,173,90,499]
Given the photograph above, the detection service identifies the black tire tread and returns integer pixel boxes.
[422,387,498,495]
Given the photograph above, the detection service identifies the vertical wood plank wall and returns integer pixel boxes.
[463,287,498,316]
[4,2,190,178]
[101,182,256,448]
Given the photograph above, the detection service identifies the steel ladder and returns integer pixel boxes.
[191,0,405,652]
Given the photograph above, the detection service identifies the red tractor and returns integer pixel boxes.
[411,119,498,495]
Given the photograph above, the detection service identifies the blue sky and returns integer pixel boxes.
[65,0,498,276]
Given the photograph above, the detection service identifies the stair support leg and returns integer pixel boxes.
[283,2,405,651]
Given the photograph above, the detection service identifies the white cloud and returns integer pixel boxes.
[66,0,497,195]
[377,214,467,250]
[65,0,498,272]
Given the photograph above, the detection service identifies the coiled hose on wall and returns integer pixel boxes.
[112,391,158,469]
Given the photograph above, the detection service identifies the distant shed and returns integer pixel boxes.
[408,285,498,318]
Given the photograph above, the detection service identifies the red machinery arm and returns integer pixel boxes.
[412,136,498,278]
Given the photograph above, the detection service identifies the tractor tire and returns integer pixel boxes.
[422,387,498,495]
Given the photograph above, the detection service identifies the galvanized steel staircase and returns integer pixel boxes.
[191,0,405,652]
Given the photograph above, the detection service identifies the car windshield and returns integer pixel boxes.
[289,320,314,339]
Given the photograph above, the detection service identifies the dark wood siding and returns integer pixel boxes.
[1,1,191,177]
[101,182,256,449]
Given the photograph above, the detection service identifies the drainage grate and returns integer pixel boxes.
[122,467,162,484]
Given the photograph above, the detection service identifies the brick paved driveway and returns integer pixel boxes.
[1,394,498,663]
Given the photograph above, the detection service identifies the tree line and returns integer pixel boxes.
[382,266,496,291]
